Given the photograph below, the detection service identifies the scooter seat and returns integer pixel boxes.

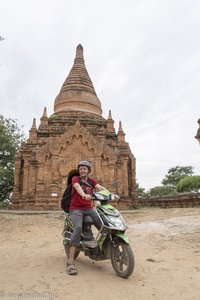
[82,240,98,249]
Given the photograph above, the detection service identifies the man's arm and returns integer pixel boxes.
[95,184,109,192]
[73,183,91,200]
[95,183,120,202]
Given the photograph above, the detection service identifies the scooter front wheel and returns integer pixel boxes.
[111,240,135,279]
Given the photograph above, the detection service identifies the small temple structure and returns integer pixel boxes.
[195,119,200,144]
[11,44,136,209]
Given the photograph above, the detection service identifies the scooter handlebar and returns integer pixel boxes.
[80,179,120,202]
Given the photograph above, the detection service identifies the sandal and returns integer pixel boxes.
[66,263,78,275]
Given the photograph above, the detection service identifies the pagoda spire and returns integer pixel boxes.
[195,118,200,144]
[40,107,48,127]
[54,44,102,116]
[75,44,84,59]
[108,110,112,119]
[106,110,115,133]
[31,118,37,129]
[42,107,47,117]
[28,118,38,144]
[117,121,125,144]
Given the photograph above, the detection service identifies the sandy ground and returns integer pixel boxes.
[0,207,200,300]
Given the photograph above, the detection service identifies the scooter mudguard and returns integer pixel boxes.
[114,232,130,244]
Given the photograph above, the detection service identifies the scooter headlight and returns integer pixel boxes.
[108,216,126,230]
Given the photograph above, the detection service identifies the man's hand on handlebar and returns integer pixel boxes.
[112,194,120,203]
[84,194,92,200]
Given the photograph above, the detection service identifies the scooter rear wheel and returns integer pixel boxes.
[111,240,135,279]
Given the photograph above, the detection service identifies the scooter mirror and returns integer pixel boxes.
[110,193,115,201]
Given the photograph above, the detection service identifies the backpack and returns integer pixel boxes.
[61,176,94,213]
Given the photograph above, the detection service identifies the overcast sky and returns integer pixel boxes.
[0,0,200,190]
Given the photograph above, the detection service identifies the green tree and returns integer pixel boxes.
[136,182,146,197]
[0,115,24,202]
[161,165,194,189]
[176,176,200,193]
[148,185,175,197]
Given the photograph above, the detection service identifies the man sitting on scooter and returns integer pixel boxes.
[67,160,107,275]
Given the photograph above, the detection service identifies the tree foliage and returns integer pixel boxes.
[0,115,24,202]
[137,165,197,199]
[161,165,194,189]
[136,182,146,197]
[147,185,175,197]
[176,176,200,193]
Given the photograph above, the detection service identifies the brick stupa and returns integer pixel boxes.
[12,44,136,209]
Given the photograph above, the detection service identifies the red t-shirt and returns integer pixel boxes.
[69,176,97,211]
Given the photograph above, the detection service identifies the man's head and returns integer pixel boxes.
[77,160,91,177]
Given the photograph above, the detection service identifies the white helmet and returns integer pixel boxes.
[77,160,92,172]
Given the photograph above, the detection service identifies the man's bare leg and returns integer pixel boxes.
[67,245,78,275]
[68,245,78,265]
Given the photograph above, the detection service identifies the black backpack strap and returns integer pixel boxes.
[71,176,80,196]
[79,177,94,192]
[88,178,94,188]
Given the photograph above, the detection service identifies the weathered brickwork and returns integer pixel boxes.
[138,193,200,208]
[11,45,136,210]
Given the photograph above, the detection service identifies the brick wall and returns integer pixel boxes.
[137,192,200,208]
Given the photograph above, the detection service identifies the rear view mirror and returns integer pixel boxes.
[110,193,115,201]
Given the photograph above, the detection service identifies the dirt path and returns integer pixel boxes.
[0,207,200,300]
